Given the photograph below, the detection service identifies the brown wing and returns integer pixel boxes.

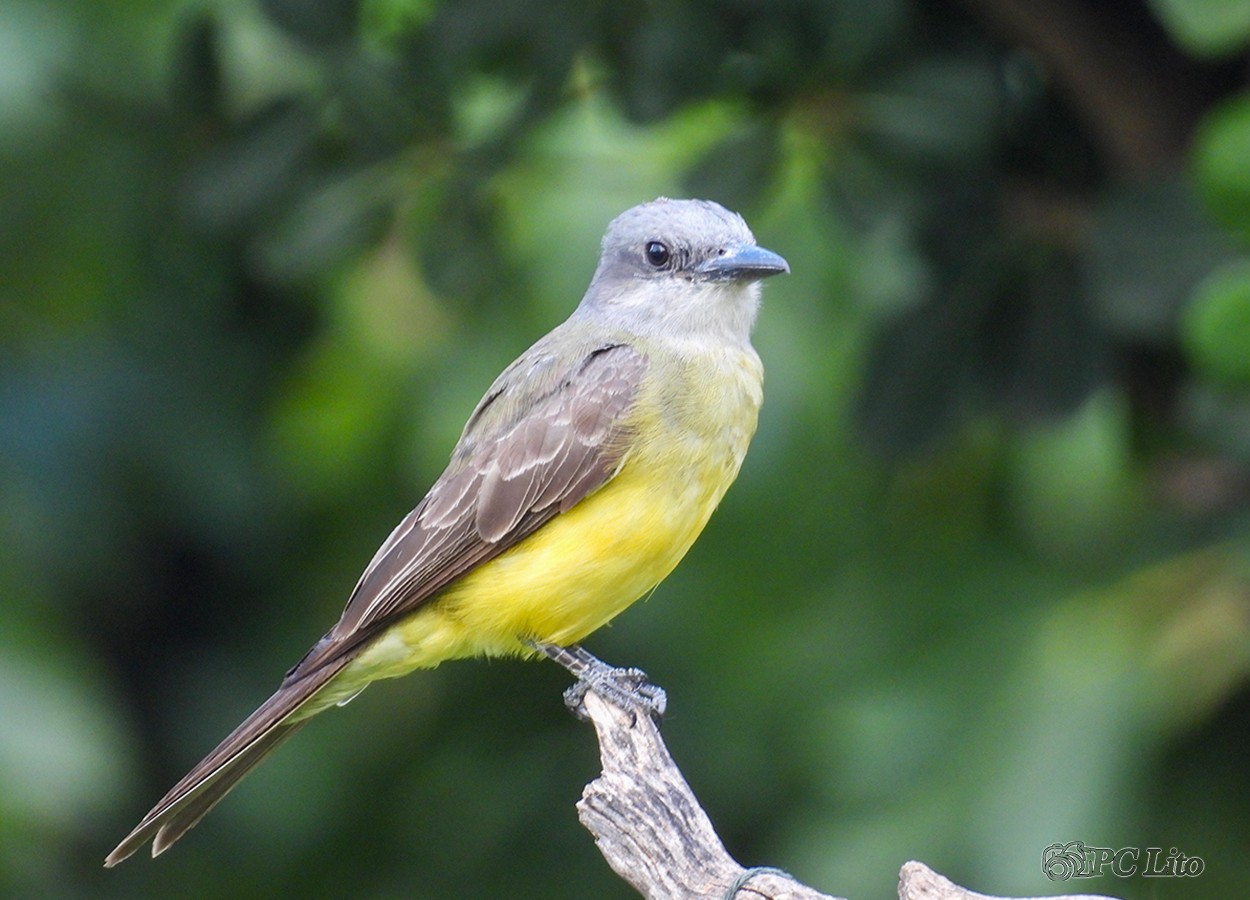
[288,340,648,676]
[105,340,647,865]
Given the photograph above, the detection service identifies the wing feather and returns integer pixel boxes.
[290,341,647,676]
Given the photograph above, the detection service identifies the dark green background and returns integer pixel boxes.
[3,0,1249,897]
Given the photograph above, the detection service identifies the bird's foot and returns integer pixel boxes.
[529,642,667,723]
[562,666,668,723]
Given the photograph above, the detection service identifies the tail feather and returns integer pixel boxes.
[152,722,307,857]
[105,657,349,866]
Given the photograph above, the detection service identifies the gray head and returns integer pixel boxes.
[575,198,788,344]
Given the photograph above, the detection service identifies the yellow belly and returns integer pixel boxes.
[448,456,725,645]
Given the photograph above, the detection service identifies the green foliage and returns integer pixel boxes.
[1195,94,1250,243]
[3,1,1250,898]
[1150,0,1250,57]
[1184,261,1250,384]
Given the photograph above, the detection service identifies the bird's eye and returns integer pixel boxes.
[644,241,670,268]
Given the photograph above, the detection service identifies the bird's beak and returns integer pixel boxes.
[696,243,790,281]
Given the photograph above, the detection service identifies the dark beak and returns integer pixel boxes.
[695,243,790,281]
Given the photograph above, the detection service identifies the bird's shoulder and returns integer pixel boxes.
[452,320,649,454]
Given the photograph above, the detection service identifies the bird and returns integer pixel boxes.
[105,197,788,865]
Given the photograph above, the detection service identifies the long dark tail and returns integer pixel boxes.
[104,656,350,866]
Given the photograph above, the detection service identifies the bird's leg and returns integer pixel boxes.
[529,642,667,723]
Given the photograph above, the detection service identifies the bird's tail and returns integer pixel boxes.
[104,655,351,866]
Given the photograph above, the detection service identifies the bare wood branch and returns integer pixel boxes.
[571,689,1123,900]
[575,691,839,900]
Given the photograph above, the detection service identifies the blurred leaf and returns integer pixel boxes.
[452,75,530,149]
[1005,391,1139,560]
[603,5,723,122]
[266,338,400,499]
[823,141,924,236]
[855,294,977,454]
[1088,176,1238,341]
[360,0,435,47]
[981,244,1104,421]
[1176,379,1250,458]
[0,631,129,832]
[1183,259,1250,384]
[1149,0,1250,57]
[169,13,222,120]
[254,167,394,281]
[857,57,1004,165]
[425,0,581,87]
[1131,548,1250,728]
[417,180,511,308]
[180,99,319,231]
[1195,94,1250,244]
[799,0,909,80]
[683,120,779,213]
[857,241,1103,454]
[261,0,361,53]
[332,50,449,154]
[389,30,455,136]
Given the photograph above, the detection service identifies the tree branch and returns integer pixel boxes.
[572,688,1122,900]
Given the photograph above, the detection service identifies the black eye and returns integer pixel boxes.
[644,241,670,267]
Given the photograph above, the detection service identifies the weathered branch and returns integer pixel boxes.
[572,688,1122,900]
[575,690,837,900]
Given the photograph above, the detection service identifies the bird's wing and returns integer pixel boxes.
[105,341,648,864]
[290,339,648,674]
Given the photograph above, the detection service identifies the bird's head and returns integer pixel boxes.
[579,198,789,343]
